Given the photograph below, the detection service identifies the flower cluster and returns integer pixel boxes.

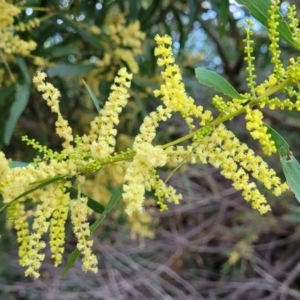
[14,18,40,32]
[213,95,248,116]
[0,151,10,185]
[122,105,182,215]
[70,196,98,273]
[243,19,256,96]
[287,5,300,43]
[166,124,288,215]
[255,74,278,97]
[82,164,157,245]
[212,95,230,115]
[153,34,212,130]
[245,107,276,156]
[86,13,145,91]
[33,72,74,151]
[242,4,300,153]
[0,1,37,57]
[1,68,135,278]
[85,68,133,158]
[23,183,71,278]
[267,0,285,79]
[2,0,300,280]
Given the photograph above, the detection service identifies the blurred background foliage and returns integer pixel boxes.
[1,0,300,299]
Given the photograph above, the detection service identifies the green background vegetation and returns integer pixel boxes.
[1,0,300,299]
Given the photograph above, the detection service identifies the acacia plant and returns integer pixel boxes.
[1,0,300,279]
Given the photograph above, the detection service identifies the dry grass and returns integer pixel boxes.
[1,164,300,300]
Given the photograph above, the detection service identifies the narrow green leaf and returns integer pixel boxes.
[61,249,80,277]
[47,64,96,77]
[49,45,81,59]
[67,186,105,214]
[57,15,102,51]
[82,79,101,112]
[104,186,123,213]
[217,0,229,36]
[284,213,300,223]
[187,0,197,33]
[195,68,246,100]
[0,174,66,213]
[139,0,161,30]
[4,83,31,145]
[89,212,107,234]
[128,0,140,20]
[87,187,123,234]
[281,155,300,203]
[62,186,123,276]
[264,123,289,156]
[0,194,5,213]
[29,174,66,185]
[87,198,105,214]
[16,57,31,83]
[0,84,16,104]
[171,7,185,49]
[236,0,300,51]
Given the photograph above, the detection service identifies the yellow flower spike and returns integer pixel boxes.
[23,184,67,277]
[0,1,37,57]
[152,177,182,211]
[245,107,276,156]
[70,197,98,273]
[287,5,300,41]
[87,67,132,157]
[115,49,139,73]
[154,34,212,129]
[195,124,288,214]
[89,12,145,78]
[244,19,257,97]
[33,72,74,151]
[49,190,70,267]
[268,0,285,79]
[3,5,300,279]
[287,59,300,83]
[123,105,174,215]
[13,203,31,267]
[0,152,10,188]
[212,95,229,114]
[154,34,172,45]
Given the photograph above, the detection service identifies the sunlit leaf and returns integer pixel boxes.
[236,0,300,51]
[264,123,289,157]
[195,68,246,100]
[281,155,300,203]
